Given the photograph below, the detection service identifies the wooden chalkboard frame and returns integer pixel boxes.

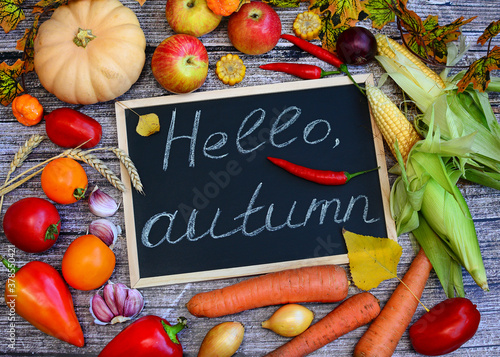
[115,73,396,289]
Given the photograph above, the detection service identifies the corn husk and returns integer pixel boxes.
[376,34,500,190]
[390,117,488,295]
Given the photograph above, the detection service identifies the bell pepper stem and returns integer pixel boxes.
[0,255,20,274]
[339,64,366,94]
[345,166,380,183]
[161,317,187,345]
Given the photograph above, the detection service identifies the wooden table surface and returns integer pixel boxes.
[1,0,499,356]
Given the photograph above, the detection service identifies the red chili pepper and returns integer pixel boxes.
[268,157,379,185]
[280,34,364,92]
[259,63,340,80]
[281,34,344,68]
[98,315,187,357]
[1,256,84,347]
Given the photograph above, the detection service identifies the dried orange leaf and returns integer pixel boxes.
[136,113,160,137]
[343,228,402,291]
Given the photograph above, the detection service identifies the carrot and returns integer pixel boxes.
[264,292,381,357]
[186,265,349,318]
[353,248,433,357]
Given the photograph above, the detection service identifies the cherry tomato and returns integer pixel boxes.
[409,297,481,356]
[3,197,61,253]
[62,234,116,291]
[45,108,102,149]
[41,157,88,204]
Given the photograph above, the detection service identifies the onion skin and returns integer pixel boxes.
[262,304,314,337]
[198,321,244,357]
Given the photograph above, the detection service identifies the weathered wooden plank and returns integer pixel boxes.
[0,0,499,356]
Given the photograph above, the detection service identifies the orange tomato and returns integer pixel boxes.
[62,234,116,291]
[41,157,88,204]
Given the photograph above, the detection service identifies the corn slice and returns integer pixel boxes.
[216,54,246,86]
[293,11,321,41]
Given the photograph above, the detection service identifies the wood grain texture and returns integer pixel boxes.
[0,0,499,356]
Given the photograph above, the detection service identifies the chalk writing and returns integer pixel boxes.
[141,182,380,248]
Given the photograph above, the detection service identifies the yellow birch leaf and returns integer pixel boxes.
[343,228,402,291]
[136,113,160,137]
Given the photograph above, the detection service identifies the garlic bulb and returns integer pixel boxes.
[88,186,119,217]
[198,321,244,357]
[90,281,144,325]
[262,304,314,337]
[89,219,121,247]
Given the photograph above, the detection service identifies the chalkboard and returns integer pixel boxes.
[115,74,396,288]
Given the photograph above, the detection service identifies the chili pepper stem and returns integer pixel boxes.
[161,317,188,345]
[344,166,380,182]
[0,254,20,273]
[321,70,342,77]
[339,64,365,94]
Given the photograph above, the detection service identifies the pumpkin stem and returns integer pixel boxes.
[74,28,97,48]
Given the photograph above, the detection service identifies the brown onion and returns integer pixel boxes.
[198,321,244,357]
[262,304,314,337]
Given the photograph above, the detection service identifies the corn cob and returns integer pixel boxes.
[366,83,421,163]
[375,34,446,90]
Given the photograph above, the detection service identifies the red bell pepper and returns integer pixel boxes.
[45,107,102,149]
[98,315,187,357]
[1,255,84,347]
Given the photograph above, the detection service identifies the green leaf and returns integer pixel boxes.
[477,19,500,46]
[0,0,25,33]
[457,46,500,92]
[263,0,301,7]
[363,0,397,29]
[0,59,24,106]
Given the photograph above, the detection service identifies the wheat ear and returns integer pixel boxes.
[66,149,126,192]
[0,135,45,212]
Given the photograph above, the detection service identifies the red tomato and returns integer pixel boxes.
[62,234,116,291]
[2,197,61,253]
[41,157,88,204]
[409,297,481,356]
[45,107,102,149]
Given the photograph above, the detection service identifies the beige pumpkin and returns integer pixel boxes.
[34,0,146,105]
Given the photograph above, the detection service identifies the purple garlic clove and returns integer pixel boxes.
[104,282,128,317]
[123,288,145,318]
[90,293,114,324]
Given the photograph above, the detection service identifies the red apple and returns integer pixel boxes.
[152,34,209,94]
[227,1,282,55]
[165,0,222,37]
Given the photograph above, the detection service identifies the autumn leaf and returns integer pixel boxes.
[33,0,68,13]
[0,0,25,33]
[135,0,147,5]
[457,46,500,93]
[0,59,25,106]
[309,0,364,27]
[343,228,402,291]
[364,0,407,29]
[136,113,160,137]
[318,11,350,52]
[16,15,40,73]
[477,20,500,46]
[263,0,302,7]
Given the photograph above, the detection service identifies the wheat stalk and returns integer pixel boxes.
[0,135,45,212]
[66,149,126,192]
[110,147,144,194]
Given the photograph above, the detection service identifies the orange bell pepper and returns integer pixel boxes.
[1,255,84,347]
[11,94,43,126]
